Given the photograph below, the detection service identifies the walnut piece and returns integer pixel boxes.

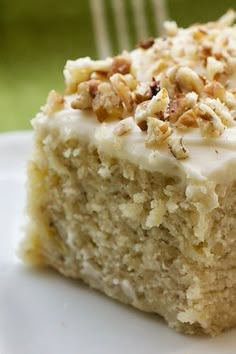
[203,98,234,127]
[206,57,225,81]
[71,80,100,110]
[168,137,189,159]
[192,28,207,41]
[123,74,138,90]
[138,38,155,49]
[42,90,65,116]
[135,82,152,104]
[88,79,100,98]
[145,118,173,148]
[92,82,123,122]
[203,81,225,100]
[64,57,112,94]
[134,101,149,131]
[150,79,161,97]
[175,109,198,129]
[109,54,131,76]
[90,71,108,81]
[176,67,204,94]
[196,102,225,137]
[168,92,198,123]
[134,88,170,130]
[110,73,134,112]
[164,21,178,37]
[148,87,170,116]
[71,82,92,110]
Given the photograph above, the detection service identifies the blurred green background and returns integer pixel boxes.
[0,0,235,132]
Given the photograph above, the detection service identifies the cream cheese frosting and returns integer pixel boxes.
[33,10,236,184]
[33,97,236,183]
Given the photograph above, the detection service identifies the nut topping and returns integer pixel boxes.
[168,137,189,159]
[145,118,173,148]
[138,38,155,49]
[42,90,65,116]
[109,54,131,76]
[56,11,236,160]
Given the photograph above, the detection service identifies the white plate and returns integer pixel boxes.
[0,131,235,354]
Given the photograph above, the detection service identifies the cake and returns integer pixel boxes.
[20,11,236,336]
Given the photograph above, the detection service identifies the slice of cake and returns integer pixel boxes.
[20,11,236,336]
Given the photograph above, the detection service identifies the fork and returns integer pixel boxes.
[89,0,169,58]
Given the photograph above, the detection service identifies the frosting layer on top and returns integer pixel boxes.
[33,95,236,183]
[33,11,236,184]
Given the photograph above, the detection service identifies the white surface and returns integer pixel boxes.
[0,131,236,354]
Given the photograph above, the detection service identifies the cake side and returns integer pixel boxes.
[20,123,236,335]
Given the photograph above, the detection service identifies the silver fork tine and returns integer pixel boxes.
[90,0,169,58]
[130,0,149,41]
[151,0,169,36]
[89,0,112,58]
[111,0,132,52]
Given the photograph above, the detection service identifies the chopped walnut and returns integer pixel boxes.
[110,73,134,112]
[201,45,212,59]
[203,80,236,109]
[164,21,178,37]
[64,57,112,94]
[206,57,225,81]
[148,60,167,79]
[42,90,65,116]
[133,77,160,104]
[203,98,234,127]
[123,74,138,90]
[150,79,161,97]
[167,66,179,84]
[176,67,204,94]
[175,109,198,129]
[196,102,225,137]
[92,82,123,122]
[90,70,109,81]
[71,82,92,110]
[134,101,149,130]
[168,97,186,123]
[145,118,173,148]
[148,88,170,117]
[203,81,225,101]
[109,54,131,76]
[88,79,100,98]
[71,80,100,110]
[168,92,198,123]
[192,28,207,41]
[224,91,236,110]
[113,120,132,136]
[135,82,152,104]
[158,73,176,99]
[134,88,170,130]
[168,137,189,159]
[138,38,155,49]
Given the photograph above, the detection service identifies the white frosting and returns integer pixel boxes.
[35,13,236,184]
[33,96,236,184]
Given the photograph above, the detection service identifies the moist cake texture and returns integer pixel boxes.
[21,11,236,335]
